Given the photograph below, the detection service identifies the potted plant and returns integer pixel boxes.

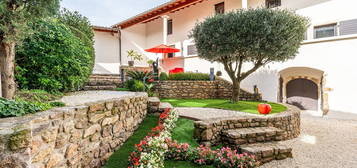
[127,50,143,67]
[216,70,222,76]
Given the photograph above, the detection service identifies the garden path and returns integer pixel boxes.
[177,107,258,121]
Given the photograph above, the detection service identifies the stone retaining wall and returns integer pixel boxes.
[155,79,261,100]
[0,93,148,168]
[193,104,300,146]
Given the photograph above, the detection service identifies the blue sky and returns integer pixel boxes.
[61,0,171,27]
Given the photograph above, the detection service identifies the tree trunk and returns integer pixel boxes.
[231,80,241,103]
[0,42,16,99]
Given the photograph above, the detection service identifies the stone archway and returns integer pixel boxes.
[278,67,328,113]
[286,78,318,110]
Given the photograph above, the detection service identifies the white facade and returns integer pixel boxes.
[93,31,120,74]
[94,0,357,114]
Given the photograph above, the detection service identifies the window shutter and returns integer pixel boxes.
[340,19,357,36]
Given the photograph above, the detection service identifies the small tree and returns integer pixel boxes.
[0,0,60,99]
[190,8,309,102]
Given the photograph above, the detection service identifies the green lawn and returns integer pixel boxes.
[104,115,159,168]
[161,98,287,114]
[165,118,215,168]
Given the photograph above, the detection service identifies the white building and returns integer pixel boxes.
[93,0,357,115]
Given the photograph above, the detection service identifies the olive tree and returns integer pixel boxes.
[190,8,309,102]
[0,0,60,99]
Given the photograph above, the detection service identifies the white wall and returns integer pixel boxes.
[93,31,120,74]
[121,24,150,67]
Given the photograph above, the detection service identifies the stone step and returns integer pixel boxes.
[239,142,293,165]
[83,85,117,91]
[148,97,161,113]
[222,127,286,145]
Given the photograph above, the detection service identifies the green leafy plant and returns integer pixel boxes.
[145,83,156,97]
[127,50,144,61]
[15,19,93,93]
[0,98,46,118]
[127,71,152,81]
[125,79,145,92]
[190,8,309,102]
[167,73,211,81]
[159,72,169,81]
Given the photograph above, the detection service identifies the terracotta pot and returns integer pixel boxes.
[128,61,134,67]
[258,103,272,115]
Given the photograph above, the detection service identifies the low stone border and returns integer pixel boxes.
[193,104,301,146]
[0,92,148,168]
[154,79,261,101]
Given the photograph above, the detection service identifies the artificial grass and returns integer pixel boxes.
[165,118,215,168]
[104,115,159,168]
[161,98,287,115]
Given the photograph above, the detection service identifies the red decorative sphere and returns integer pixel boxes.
[258,104,272,115]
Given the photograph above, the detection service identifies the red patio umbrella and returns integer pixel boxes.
[145,44,180,53]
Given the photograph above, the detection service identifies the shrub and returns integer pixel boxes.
[127,71,152,81]
[168,72,211,81]
[15,19,93,92]
[125,79,145,92]
[159,72,168,81]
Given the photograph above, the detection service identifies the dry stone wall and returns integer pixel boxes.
[0,93,148,168]
[155,79,261,100]
[193,104,301,146]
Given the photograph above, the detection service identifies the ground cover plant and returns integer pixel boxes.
[0,89,64,118]
[161,99,286,115]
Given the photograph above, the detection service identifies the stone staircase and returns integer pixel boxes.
[222,127,292,165]
[83,74,121,91]
[147,97,173,113]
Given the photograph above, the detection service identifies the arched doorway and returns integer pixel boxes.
[278,67,328,113]
[286,78,318,110]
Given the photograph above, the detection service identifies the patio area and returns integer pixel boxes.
[257,111,357,167]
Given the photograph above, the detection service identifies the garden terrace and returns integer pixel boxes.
[0,91,148,168]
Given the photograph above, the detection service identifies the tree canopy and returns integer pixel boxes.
[16,19,93,92]
[0,0,60,99]
[190,8,309,102]
[0,0,60,43]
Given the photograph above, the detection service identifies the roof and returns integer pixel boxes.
[112,0,206,29]
[92,26,119,33]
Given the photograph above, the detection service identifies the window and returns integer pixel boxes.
[215,2,224,14]
[266,0,281,8]
[187,44,198,56]
[167,19,173,35]
[168,45,175,58]
[304,31,308,40]
[314,24,337,39]
[339,18,357,36]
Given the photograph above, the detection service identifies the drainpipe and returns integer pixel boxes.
[118,27,122,65]
[117,27,124,83]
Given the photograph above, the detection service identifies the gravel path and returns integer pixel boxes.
[177,107,258,120]
[60,91,146,106]
[261,112,357,168]
[178,107,357,168]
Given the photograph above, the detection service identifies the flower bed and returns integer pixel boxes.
[128,108,257,168]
